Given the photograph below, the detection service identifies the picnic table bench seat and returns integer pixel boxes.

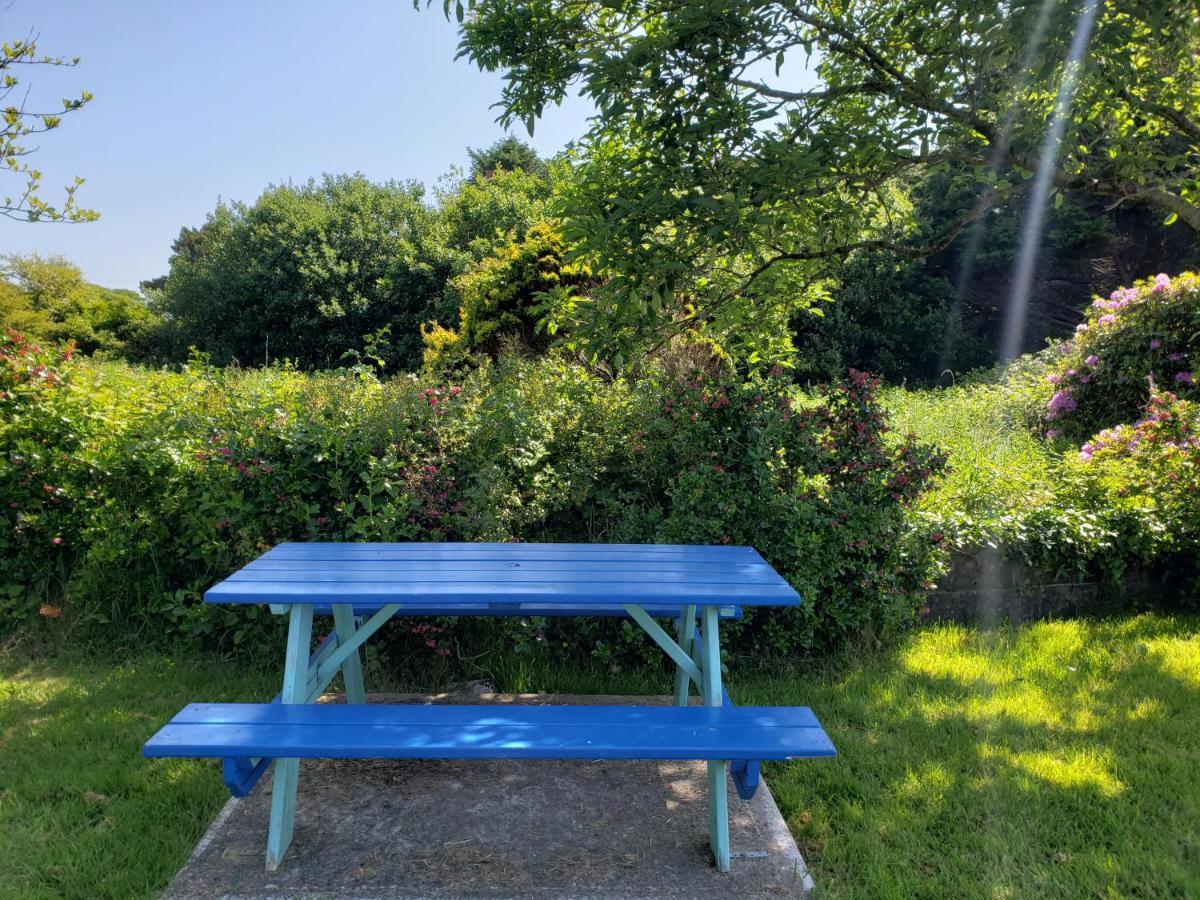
[145,701,836,761]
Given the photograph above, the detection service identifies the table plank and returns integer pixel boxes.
[204,542,800,609]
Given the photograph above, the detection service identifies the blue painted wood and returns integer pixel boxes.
[729,758,761,802]
[222,629,342,798]
[264,542,768,559]
[280,602,743,619]
[204,542,799,609]
[330,605,366,704]
[143,702,836,760]
[266,603,312,871]
[698,604,731,871]
[223,756,272,798]
[719,686,763,801]
[674,605,697,706]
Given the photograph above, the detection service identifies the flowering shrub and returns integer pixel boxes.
[1075,390,1200,574]
[0,345,946,661]
[1039,272,1198,441]
[0,330,95,622]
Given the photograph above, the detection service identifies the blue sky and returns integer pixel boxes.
[1,1,593,289]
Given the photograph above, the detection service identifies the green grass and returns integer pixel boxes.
[748,616,1200,899]
[882,382,1062,540]
[0,655,274,899]
[3,615,1199,898]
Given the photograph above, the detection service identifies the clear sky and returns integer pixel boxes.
[1,0,593,289]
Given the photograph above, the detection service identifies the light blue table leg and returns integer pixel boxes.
[700,604,730,872]
[674,604,697,706]
[331,604,366,704]
[266,603,313,871]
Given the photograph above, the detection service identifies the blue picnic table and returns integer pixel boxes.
[145,542,835,872]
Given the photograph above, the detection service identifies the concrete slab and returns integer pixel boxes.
[164,692,815,899]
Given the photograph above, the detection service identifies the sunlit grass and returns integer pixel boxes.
[882,382,1062,539]
[734,616,1200,899]
[3,616,1198,898]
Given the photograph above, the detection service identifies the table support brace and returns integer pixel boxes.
[266,603,313,871]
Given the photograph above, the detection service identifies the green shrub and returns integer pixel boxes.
[0,347,947,660]
[423,221,591,373]
[0,331,97,620]
[1038,271,1199,442]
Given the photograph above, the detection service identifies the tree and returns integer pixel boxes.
[440,0,1200,364]
[149,175,453,370]
[1,33,95,222]
[2,254,159,355]
[467,136,548,179]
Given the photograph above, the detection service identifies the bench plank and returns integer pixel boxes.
[144,703,836,761]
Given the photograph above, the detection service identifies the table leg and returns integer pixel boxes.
[266,603,313,871]
[331,604,367,704]
[673,605,696,706]
[699,604,731,872]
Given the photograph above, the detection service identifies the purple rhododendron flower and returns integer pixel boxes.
[1046,390,1077,415]
[1150,339,1162,350]
[1152,273,1171,293]
[1079,443,1095,462]
[1045,428,1060,440]
[1168,352,1186,362]
[1046,373,1062,384]
[1098,314,1116,326]
[1177,371,1194,385]
[1085,354,1100,367]
[1076,323,1088,333]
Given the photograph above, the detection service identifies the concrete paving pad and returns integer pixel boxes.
[164,692,815,899]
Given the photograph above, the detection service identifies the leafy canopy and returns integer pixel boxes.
[2,254,158,356]
[438,0,1200,365]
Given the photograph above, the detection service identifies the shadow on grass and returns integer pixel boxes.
[733,615,1200,900]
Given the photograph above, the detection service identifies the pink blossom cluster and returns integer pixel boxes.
[1045,389,1077,421]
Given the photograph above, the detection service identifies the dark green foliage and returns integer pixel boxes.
[467,136,548,179]
[0,332,94,622]
[146,168,558,372]
[793,251,988,385]
[146,175,456,371]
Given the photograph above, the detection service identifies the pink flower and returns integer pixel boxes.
[1046,390,1077,415]
[1079,443,1095,462]
[1152,273,1171,293]
[51,536,63,546]
[214,518,231,530]
[1098,314,1116,326]
[1045,428,1061,440]
[1046,373,1062,384]
[1076,323,1088,333]
[1085,355,1100,367]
